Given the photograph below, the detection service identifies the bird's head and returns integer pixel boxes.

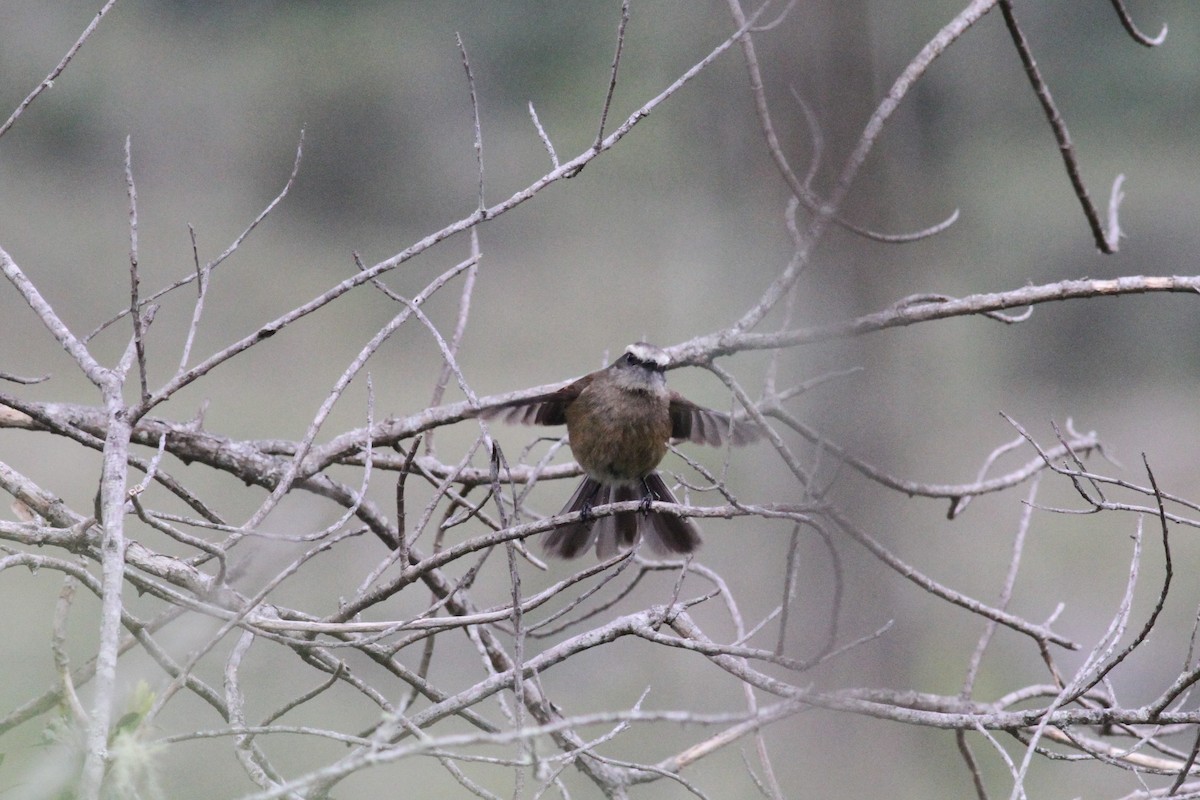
[605,342,669,392]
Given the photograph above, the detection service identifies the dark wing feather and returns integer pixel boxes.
[478,376,592,427]
[668,393,761,447]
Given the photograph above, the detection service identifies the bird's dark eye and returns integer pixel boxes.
[620,353,639,367]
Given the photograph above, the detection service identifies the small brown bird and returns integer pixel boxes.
[480,343,760,559]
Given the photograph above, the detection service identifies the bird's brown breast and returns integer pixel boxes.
[565,384,671,483]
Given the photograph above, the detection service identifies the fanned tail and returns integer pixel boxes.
[542,472,701,559]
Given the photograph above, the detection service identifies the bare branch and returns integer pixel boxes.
[999,0,1121,253]
[456,33,486,212]
[0,0,120,140]
[1109,0,1168,47]
[124,136,150,404]
[676,276,1200,360]
[85,130,306,345]
[527,101,559,168]
[0,245,109,387]
[595,0,631,150]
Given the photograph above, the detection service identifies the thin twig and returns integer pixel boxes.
[124,136,150,404]
[456,34,486,212]
[826,506,1077,650]
[595,0,631,150]
[728,0,956,245]
[0,0,121,140]
[1108,0,1168,46]
[957,729,992,800]
[1066,456,1172,705]
[86,130,306,345]
[728,0,995,336]
[961,473,1042,700]
[674,275,1200,360]
[999,0,1120,253]
[426,230,481,455]
[1,245,108,386]
[52,576,90,727]
[774,523,802,656]
[527,101,559,168]
[0,370,50,385]
[240,257,477,534]
[177,223,211,372]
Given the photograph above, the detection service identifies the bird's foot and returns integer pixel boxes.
[637,476,658,515]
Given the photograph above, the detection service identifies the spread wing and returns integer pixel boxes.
[668,393,761,447]
[477,375,592,427]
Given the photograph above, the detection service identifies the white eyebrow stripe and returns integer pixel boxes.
[625,342,669,367]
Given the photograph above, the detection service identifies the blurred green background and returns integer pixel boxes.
[2,1,1199,797]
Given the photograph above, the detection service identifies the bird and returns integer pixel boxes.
[479,342,760,559]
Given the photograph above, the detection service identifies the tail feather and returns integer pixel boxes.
[639,472,702,555]
[542,472,701,559]
[599,484,640,559]
[542,477,603,559]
